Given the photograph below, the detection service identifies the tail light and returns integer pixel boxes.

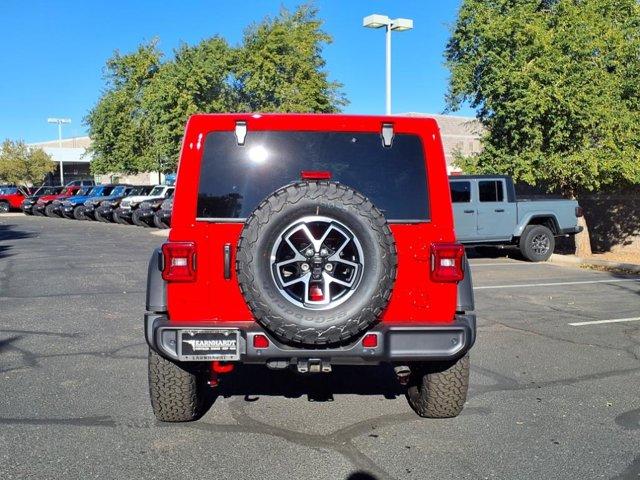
[575,206,583,217]
[301,170,332,180]
[430,243,465,283]
[162,242,196,282]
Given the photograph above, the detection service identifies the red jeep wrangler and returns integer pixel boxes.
[145,114,476,422]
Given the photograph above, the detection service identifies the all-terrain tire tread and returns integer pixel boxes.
[406,354,470,418]
[147,348,206,422]
[236,181,397,346]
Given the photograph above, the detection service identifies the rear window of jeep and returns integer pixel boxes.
[196,131,429,221]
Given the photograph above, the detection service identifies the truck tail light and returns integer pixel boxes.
[162,242,196,282]
[301,170,332,180]
[575,206,583,217]
[430,243,465,283]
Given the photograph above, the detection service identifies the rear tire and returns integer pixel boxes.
[0,201,9,213]
[406,354,470,418]
[153,213,169,229]
[148,348,211,422]
[519,225,555,262]
[33,206,44,216]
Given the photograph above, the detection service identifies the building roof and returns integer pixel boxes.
[29,136,92,149]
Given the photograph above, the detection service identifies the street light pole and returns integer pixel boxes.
[385,23,392,115]
[363,14,414,115]
[47,117,71,185]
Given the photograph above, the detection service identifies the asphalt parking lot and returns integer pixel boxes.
[1,215,639,480]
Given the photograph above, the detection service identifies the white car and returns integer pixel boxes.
[114,185,174,224]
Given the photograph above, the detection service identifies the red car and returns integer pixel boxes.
[0,187,34,213]
[33,185,83,217]
[145,114,476,422]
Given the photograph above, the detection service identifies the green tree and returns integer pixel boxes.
[141,37,237,173]
[446,0,640,254]
[85,40,162,175]
[235,5,348,112]
[0,140,55,190]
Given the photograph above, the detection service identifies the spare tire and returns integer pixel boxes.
[236,181,397,347]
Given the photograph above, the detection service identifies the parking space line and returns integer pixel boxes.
[569,317,640,326]
[474,278,640,290]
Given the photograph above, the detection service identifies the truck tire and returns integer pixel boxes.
[148,348,211,422]
[133,209,150,227]
[113,210,131,225]
[153,213,170,229]
[519,225,555,262]
[73,205,87,220]
[236,181,397,347]
[33,206,45,216]
[44,204,58,217]
[406,354,470,418]
[95,210,109,223]
[0,201,9,213]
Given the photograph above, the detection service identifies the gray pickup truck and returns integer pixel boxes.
[449,175,583,261]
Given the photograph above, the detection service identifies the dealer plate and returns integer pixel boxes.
[178,329,240,361]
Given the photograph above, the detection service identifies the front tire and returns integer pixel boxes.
[406,354,470,418]
[519,225,555,262]
[45,204,58,217]
[132,209,150,227]
[113,210,131,225]
[0,201,9,213]
[73,205,87,220]
[148,348,211,422]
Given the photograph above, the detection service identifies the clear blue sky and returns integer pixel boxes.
[0,0,471,143]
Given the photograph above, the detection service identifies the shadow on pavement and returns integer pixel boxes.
[0,224,35,260]
[216,363,405,402]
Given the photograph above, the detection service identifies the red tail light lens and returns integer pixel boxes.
[362,333,378,348]
[430,243,465,283]
[301,170,332,180]
[253,334,270,349]
[162,242,196,282]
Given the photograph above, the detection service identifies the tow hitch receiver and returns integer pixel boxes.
[297,359,332,374]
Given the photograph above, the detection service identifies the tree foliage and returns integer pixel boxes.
[85,5,346,175]
[446,0,640,196]
[85,41,162,175]
[0,140,55,188]
[235,5,347,113]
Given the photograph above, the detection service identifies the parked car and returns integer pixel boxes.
[20,186,62,215]
[33,186,83,217]
[0,187,34,213]
[94,185,154,223]
[449,175,583,261]
[144,114,475,422]
[60,185,117,220]
[48,187,92,217]
[132,197,165,227]
[82,185,131,220]
[153,198,172,229]
[114,185,174,225]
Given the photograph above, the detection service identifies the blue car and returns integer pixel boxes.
[60,184,117,220]
[82,184,133,221]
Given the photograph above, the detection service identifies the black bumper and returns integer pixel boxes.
[21,203,34,213]
[145,314,476,365]
[136,208,156,219]
[115,207,133,218]
[95,206,114,218]
[561,226,583,235]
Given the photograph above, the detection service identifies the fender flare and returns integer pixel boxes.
[146,248,167,312]
[514,213,560,237]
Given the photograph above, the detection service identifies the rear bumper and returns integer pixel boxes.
[144,314,476,365]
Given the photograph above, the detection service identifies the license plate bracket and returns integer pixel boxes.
[178,329,240,361]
